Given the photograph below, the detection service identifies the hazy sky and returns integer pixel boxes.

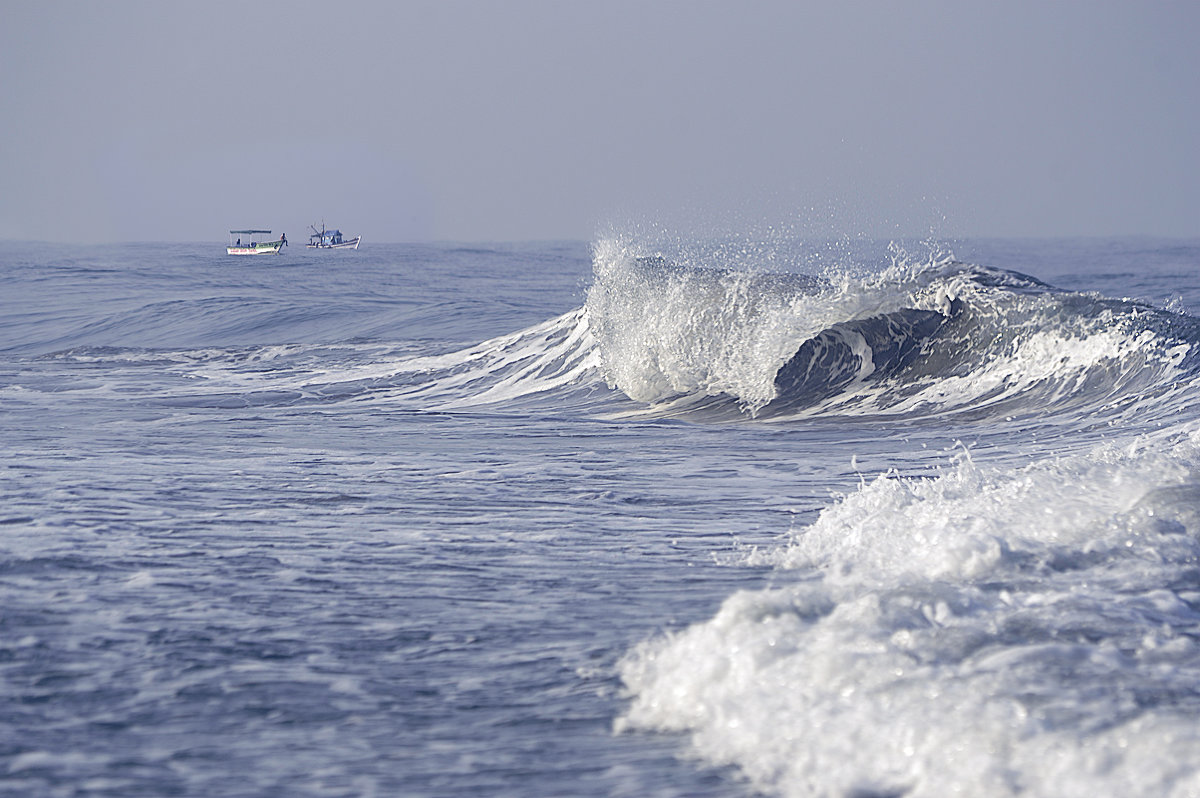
[2,1,1197,243]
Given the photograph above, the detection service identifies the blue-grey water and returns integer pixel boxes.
[2,236,1200,797]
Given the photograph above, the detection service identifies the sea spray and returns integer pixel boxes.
[585,237,831,411]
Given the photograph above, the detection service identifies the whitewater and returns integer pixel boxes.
[2,236,1199,797]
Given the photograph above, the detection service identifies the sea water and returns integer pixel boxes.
[1,236,1199,797]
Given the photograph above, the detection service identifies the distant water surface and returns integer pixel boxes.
[2,236,1200,797]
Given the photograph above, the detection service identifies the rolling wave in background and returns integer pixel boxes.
[52,236,1192,429]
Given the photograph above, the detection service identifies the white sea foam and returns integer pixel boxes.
[585,237,857,412]
[618,428,1200,797]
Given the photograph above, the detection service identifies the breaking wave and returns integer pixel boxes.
[583,237,1197,424]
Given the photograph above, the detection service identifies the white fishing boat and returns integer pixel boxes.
[228,229,287,255]
[307,222,360,250]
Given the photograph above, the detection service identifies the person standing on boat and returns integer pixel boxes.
[281,232,287,246]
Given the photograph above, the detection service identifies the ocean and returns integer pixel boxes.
[2,235,1200,797]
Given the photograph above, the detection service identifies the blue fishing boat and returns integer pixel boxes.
[307,222,360,250]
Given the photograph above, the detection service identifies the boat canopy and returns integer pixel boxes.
[309,225,346,245]
[230,229,272,235]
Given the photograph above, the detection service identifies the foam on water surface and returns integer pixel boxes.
[619,427,1200,797]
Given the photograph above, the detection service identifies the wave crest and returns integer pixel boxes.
[584,237,1195,422]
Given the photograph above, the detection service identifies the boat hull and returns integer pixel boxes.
[227,239,285,255]
[307,236,361,250]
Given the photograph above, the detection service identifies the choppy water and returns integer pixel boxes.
[2,236,1200,797]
